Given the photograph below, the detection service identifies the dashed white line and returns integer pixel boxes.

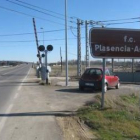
[14,93,19,99]
[18,86,22,91]
[17,67,31,91]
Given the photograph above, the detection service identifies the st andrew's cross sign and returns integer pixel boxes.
[89,28,140,58]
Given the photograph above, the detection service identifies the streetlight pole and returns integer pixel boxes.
[40,27,44,45]
[60,47,62,72]
[65,0,68,86]
[40,27,45,64]
[85,20,90,68]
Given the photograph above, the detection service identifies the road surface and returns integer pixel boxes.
[0,64,31,113]
[0,65,63,140]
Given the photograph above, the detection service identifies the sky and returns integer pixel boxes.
[0,0,140,63]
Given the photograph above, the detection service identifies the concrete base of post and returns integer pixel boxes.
[46,78,51,85]
[46,78,48,84]
[39,80,46,85]
[46,72,51,85]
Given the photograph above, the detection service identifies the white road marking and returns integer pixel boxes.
[18,86,21,91]
[14,93,19,99]
[17,67,31,91]
[0,104,13,132]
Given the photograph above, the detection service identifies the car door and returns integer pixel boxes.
[105,69,113,87]
[109,69,118,86]
[112,75,119,86]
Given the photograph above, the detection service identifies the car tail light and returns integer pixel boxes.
[96,75,102,81]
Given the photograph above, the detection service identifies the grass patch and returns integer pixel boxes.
[78,93,140,140]
[120,93,139,104]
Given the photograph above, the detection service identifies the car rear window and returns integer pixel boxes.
[84,69,102,75]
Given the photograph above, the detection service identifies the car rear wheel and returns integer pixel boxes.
[79,86,84,91]
[115,82,120,89]
[104,83,108,93]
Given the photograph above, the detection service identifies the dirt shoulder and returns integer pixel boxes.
[57,117,97,140]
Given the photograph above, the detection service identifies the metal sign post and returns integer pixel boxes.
[45,45,53,85]
[60,47,62,72]
[101,58,106,108]
[45,49,48,84]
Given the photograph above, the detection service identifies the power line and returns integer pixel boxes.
[0,37,79,43]
[6,0,65,20]
[99,17,140,23]
[104,20,140,26]
[61,50,85,58]
[70,26,77,37]
[0,6,65,26]
[0,43,75,47]
[0,27,78,37]
[0,5,77,28]
[13,0,77,24]
[0,40,36,43]
[87,20,140,28]
[14,0,64,18]
[85,19,140,28]
[0,29,66,36]
[6,0,77,24]
[5,0,140,26]
[44,38,77,41]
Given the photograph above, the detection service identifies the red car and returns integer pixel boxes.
[79,68,120,92]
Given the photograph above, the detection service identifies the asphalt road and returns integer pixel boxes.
[0,66,63,140]
[0,64,31,113]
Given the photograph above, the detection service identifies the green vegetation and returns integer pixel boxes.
[78,93,140,140]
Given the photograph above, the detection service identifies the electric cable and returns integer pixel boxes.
[104,20,140,26]
[0,29,66,36]
[6,0,65,20]
[0,6,65,26]
[0,37,80,43]
[14,0,77,24]
[14,0,65,17]
[14,0,76,23]
[61,50,85,58]
[6,0,77,24]
[70,26,77,37]
[99,17,140,23]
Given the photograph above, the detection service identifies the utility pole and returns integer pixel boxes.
[101,58,106,109]
[60,47,62,72]
[132,58,134,73]
[40,27,44,45]
[85,20,90,68]
[65,0,68,86]
[77,19,83,77]
[45,48,48,84]
[40,27,45,64]
[112,58,114,72]
[132,58,134,82]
